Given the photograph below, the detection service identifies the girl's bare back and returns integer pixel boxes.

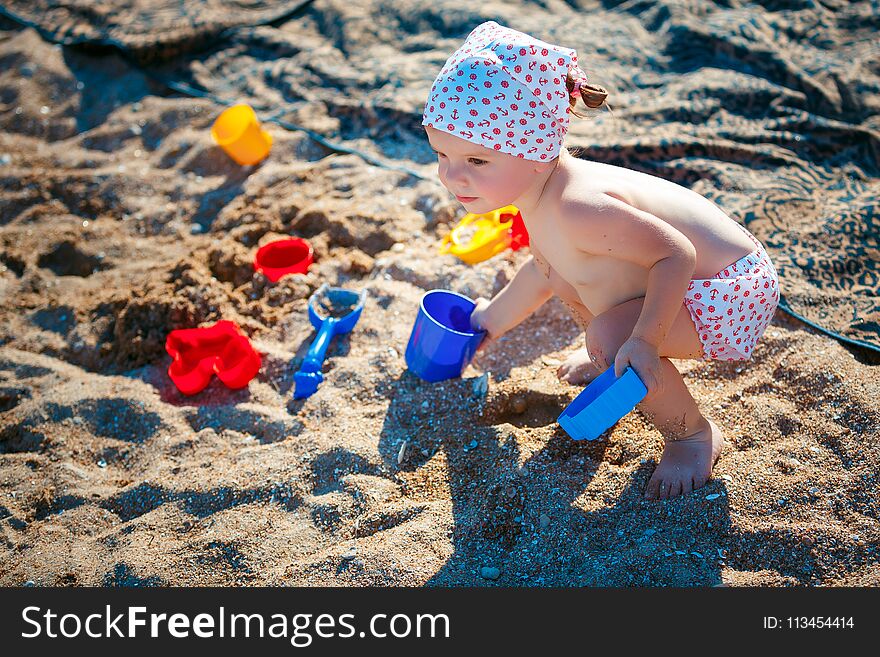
[525,153,757,317]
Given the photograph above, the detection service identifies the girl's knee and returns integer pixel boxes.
[585,319,617,369]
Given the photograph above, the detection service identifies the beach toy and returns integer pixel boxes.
[210,104,273,165]
[508,209,530,250]
[405,290,486,382]
[165,321,261,395]
[253,238,314,282]
[439,205,529,264]
[294,284,367,399]
[557,365,648,441]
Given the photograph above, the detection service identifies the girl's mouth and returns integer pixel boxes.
[456,195,478,202]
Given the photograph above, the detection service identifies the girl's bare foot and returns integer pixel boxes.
[556,348,602,385]
[645,419,723,500]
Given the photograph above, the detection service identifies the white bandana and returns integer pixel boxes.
[422,21,581,161]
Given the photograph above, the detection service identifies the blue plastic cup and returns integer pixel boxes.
[405,290,486,382]
[557,365,648,440]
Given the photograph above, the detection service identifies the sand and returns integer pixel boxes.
[1,1,879,587]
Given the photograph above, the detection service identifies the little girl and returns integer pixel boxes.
[422,21,779,500]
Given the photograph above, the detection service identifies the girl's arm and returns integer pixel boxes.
[562,192,696,394]
[470,255,553,340]
[563,192,696,348]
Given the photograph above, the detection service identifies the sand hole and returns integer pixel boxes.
[482,390,570,429]
[37,241,108,277]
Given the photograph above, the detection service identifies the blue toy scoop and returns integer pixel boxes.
[294,284,366,399]
[558,366,647,440]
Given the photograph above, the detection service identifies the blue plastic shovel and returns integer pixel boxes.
[293,284,366,399]
[557,365,647,440]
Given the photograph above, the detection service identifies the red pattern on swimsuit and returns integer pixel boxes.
[683,225,780,361]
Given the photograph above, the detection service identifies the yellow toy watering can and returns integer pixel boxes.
[439,205,527,264]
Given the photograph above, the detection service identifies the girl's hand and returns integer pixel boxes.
[614,336,663,398]
[470,297,497,353]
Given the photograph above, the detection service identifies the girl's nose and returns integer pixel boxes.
[441,162,468,189]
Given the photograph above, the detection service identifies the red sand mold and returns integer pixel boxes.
[253,238,314,282]
[165,321,261,395]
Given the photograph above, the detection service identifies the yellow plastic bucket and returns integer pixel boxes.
[210,104,273,165]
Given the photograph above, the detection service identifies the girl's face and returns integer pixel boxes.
[425,126,551,213]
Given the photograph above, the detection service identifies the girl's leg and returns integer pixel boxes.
[584,297,723,500]
[635,359,723,500]
[556,298,600,384]
[546,279,600,384]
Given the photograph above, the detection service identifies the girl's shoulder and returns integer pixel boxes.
[555,172,635,219]
[558,158,640,201]
[559,157,690,216]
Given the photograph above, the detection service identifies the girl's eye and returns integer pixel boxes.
[432,151,485,166]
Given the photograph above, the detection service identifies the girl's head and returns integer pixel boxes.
[422,21,607,163]
[422,22,607,211]
[425,124,552,213]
